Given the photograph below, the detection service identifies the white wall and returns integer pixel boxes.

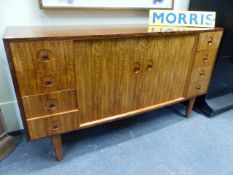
[0,0,190,132]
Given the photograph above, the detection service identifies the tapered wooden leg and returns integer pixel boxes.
[51,135,63,161]
[185,97,196,118]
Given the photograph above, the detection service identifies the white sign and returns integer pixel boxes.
[149,10,216,28]
[41,0,174,9]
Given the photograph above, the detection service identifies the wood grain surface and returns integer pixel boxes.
[186,81,209,98]
[75,35,196,125]
[197,31,223,51]
[10,40,74,72]
[16,66,76,96]
[193,49,218,67]
[22,90,78,119]
[189,65,213,83]
[27,111,79,140]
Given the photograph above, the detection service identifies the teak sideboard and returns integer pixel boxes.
[3,25,223,160]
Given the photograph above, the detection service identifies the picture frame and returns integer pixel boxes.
[39,0,175,10]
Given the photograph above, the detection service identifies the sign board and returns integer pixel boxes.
[149,10,216,28]
[40,0,174,9]
[148,26,213,33]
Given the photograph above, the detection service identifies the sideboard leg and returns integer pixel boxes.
[51,135,63,161]
[185,97,196,118]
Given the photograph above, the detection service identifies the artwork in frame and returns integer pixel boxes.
[39,0,175,9]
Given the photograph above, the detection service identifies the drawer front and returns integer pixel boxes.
[10,40,74,72]
[22,90,78,119]
[193,50,217,67]
[186,81,209,98]
[27,111,79,140]
[17,67,76,96]
[197,31,222,51]
[190,66,213,83]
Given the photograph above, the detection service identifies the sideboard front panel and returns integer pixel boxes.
[9,40,79,139]
[76,38,142,124]
[75,35,196,125]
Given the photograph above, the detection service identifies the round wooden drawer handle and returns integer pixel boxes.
[49,120,61,132]
[46,99,58,110]
[203,55,209,63]
[196,84,202,91]
[37,50,52,62]
[199,70,205,78]
[50,123,59,131]
[42,77,55,87]
[208,37,214,46]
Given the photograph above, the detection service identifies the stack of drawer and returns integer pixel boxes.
[10,40,79,140]
[186,31,223,97]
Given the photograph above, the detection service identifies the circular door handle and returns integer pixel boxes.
[147,65,153,71]
[133,62,141,74]
[147,60,153,72]
[37,50,52,62]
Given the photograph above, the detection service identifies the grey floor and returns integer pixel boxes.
[1,104,233,175]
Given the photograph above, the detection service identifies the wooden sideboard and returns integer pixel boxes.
[3,25,223,160]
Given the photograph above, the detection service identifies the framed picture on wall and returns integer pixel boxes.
[39,0,175,10]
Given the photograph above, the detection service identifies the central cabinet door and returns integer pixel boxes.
[75,36,196,125]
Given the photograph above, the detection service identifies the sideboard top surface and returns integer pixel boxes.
[3,25,223,41]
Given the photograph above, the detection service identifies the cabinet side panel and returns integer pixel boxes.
[3,41,30,139]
